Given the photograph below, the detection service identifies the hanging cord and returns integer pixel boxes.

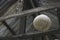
[30,0,40,17]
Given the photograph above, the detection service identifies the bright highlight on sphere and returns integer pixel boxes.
[33,14,51,32]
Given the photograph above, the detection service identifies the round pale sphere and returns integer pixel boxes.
[33,14,51,32]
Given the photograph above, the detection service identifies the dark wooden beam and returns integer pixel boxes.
[0,5,58,22]
[0,28,59,40]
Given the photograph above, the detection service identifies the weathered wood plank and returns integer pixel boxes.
[0,1,22,36]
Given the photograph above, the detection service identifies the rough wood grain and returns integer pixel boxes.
[0,5,58,21]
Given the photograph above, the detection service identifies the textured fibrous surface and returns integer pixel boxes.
[33,14,51,32]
